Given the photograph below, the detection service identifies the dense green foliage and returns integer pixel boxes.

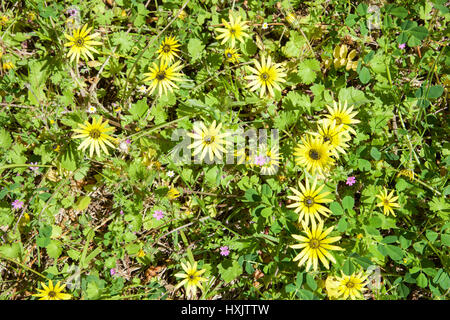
[0,0,448,300]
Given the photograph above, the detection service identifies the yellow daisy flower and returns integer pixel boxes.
[335,271,368,300]
[215,13,250,48]
[286,176,332,226]
[168,187,181,200]
[245,55,287,97]
[157,36,181,65]
[294,135,334,175]
[143,60,184,96]
[64,24,102,63]
[375,187,400,217]
[324,100,360,135]
[32,280,71,300]
[235,147,250,165]
[397,168,416,181]
[2,61,14,70]
[290,219,343,271]
[137,249,146,258]
[72,116,117,157]
[257,145,281,175]
[224,47,240,64]
[333,44,358,71]
[174,261,208,297]
[187,121,231,163]
[285,12,298,26]
[0,15,9,27]
[325,275,341,299]
[312,120,351,158]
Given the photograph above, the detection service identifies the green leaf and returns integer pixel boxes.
[28,60,49,106]
[385,244,404,261]
[426,230,438,243]
[381,235,398,244]
[261,207,272,218]
[125,243,140,255]
[204,166,220,188]
[390,7,408,18]
[75,196,91,211]
[338,87,367,106]
[397,282,410,297]
[60,142,79,171]
[46,240,63,259]
[428,85,444,98]
[129,98,149,119]
[345,14,358,27]
[343,259,355,275]
[188,38,205,61]
[0,243,22,259]
[330,202,344,215]
[244,189,261,202]
[218,259,243,283]
[305,273,317,291]
[298,59,320,85]
[358,67,371,84]
[410,26,428,40]
[337,216,348,232]
[441,234,450,247]
[342,196,354,211]
[36,236,51,248]
[358,159,371,171]
[356,3,368,16]
[297,289,316,300]
[241,38,257,56]
[0,128,12,150]
[370,147,381,160]
[295,272,304,288]
[111,31,134,53]
[416,273,428,288]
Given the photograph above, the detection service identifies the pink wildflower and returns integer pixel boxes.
[346,176,356,186]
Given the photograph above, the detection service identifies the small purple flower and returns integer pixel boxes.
[29,162,39,171]
[398,43,406,50]
[254,155,268,166]
[120,210,124,215]
[125,139,131,144]
[346,176,356,186]
[110,268,116,276]
[12,200,24,210]
[220,246,230,256]
[67,8,79,17]
[153,210,164,220]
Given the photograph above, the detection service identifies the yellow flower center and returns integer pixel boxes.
[323,135,332,143]
[227,52,233,58]
[309,149,321,160]
[162,44,171,53]
[346,281,355,288]
[309,239,320,249]
[229,28,236,34]
[260,72,269,82]
[89,129,101,139]
[303,196,315,207]
[203,135,215,144]
[334,117,342,125]
[383,199,390,206]
[75,37,84,47]
[156,71,166,80]
[48,291,57,297]
[187,272,196,280]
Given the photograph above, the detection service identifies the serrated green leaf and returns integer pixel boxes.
[298,59,320,85]
[188,38,205,61]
